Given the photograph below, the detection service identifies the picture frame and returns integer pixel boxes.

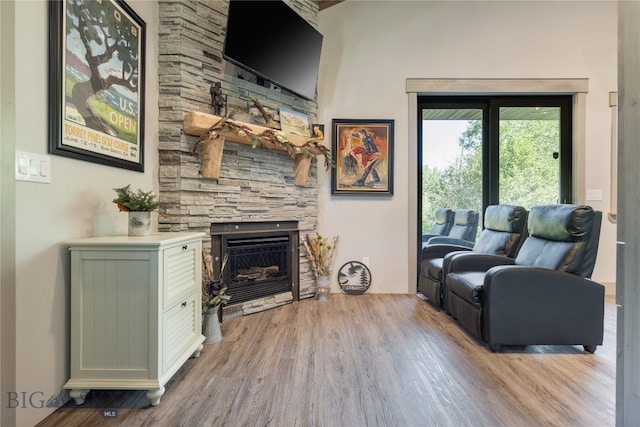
[331,119,394,196]
[48,0,146,172]
[310,123,325,139]
[279,107,310,137]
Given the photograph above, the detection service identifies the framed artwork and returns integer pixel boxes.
[310,123,325,139]
[48,0,146,172]
[331,119,394,195]
[279,107,310,137]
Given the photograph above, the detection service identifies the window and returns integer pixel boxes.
[419,95,572,236]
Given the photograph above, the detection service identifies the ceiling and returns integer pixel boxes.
[316,0,345,11]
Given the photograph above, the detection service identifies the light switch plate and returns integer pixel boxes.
[586,189,603,201]
[15,150,51,183]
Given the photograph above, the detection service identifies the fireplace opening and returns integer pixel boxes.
[211,221,299,304]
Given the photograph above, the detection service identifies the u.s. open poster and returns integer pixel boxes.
[50,0,146,171]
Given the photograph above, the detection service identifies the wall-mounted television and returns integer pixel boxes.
[223,0,324,101]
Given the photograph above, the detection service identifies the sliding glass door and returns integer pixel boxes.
[420,105,485,233]
[418,95,572,238]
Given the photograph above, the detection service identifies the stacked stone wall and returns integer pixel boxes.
[157,0,321,306]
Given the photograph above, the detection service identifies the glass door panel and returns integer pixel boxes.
[421,108,483,237]
[498,106,561,208]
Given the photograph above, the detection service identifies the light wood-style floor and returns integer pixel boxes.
[38,294,616,427]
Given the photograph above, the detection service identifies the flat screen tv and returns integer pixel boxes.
[223,0,323,101]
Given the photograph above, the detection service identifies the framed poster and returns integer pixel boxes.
[49,0,146,172]
[331,119,394,195]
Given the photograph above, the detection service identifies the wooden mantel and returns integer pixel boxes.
[183,111,329,186]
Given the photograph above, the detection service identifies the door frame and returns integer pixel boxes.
[406,78,589,291]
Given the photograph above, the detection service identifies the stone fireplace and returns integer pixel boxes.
[156,1,321,318]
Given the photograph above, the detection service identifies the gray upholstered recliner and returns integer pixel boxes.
[445,204,604,353]
[418,204,528,309]
[421,208,454,244]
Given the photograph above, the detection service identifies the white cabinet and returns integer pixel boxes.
[64,232,206,406]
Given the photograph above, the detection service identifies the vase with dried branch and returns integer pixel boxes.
[302,233,339,300]
[202,251,231,313]
[201,250,231,344]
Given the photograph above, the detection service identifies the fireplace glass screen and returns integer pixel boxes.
[211,221,299,304]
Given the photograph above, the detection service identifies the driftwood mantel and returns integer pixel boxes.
[183,111,329,186]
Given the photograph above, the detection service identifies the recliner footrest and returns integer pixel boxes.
[447,272,486,308]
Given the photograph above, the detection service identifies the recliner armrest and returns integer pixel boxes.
[425,236,475,249]
[422,233,443,243]
[482,265,605,347]
[422,244,472,260]
[446,252,515,274]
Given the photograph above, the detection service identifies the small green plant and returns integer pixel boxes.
[113,184,160,212]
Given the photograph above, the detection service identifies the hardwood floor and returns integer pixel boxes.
[37,294,616,427]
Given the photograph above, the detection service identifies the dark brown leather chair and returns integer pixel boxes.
[421,208,454,244]
[423,209,479,247]
[418,204,528,309]
[445,204,603,353]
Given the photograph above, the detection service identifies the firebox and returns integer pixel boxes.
[210,221,299,304]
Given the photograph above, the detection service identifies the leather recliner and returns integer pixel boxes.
[423,209,479,248]
[418,204,528,309]
[421,208,454,244]
[445,204,604,353]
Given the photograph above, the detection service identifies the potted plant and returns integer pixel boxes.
[302,233,339,300]
[112,184,164,236]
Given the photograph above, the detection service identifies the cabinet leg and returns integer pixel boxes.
[193,343,204,358]
[69,389,90,405]
[147,386,165,406]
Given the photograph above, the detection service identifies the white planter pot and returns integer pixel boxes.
[128,211,151,236]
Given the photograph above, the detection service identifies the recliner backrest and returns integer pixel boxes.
[472,205,528,257]
[422,208,454,243]
[514,204,601,278]
[430,208,454,236]
[447,209,479,243]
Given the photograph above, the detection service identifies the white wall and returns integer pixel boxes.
[317,0,617,294]
[6,1,158,425]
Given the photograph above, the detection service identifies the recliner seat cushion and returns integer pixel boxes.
[447,272,486,308]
